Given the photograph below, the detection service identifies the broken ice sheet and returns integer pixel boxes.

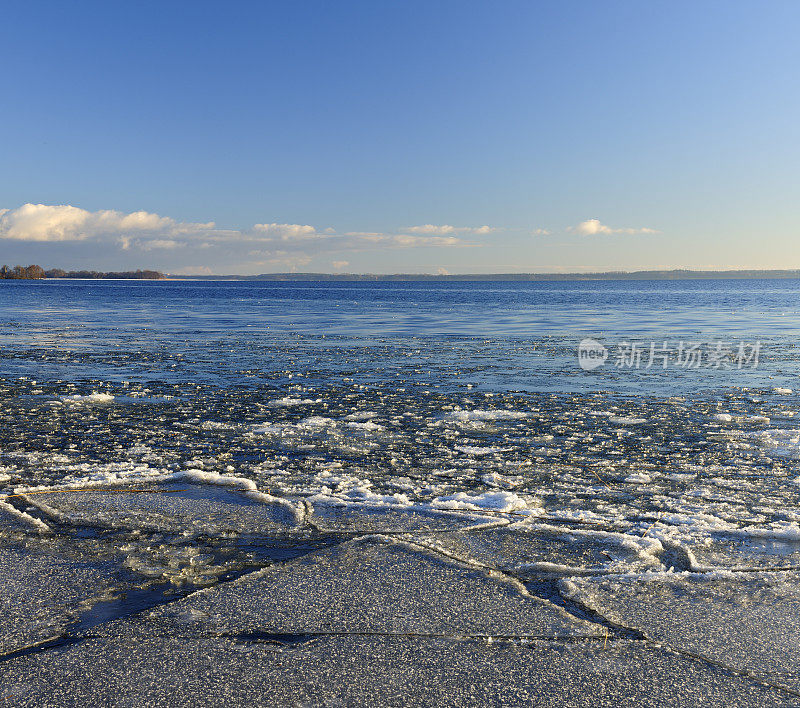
[0,538,121,655]
[18,479,298,536]
[144,538,601,638]
[404,523,664,578]
[0,499,50,535]
[689,532,800,570]
[307,502,501,532]
[561,572,800,693]
[1,633,791,707]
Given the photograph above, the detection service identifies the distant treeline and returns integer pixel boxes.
[0,265,163,280]
[0,265,46,279]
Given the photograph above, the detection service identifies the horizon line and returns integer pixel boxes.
[166,268,800,281]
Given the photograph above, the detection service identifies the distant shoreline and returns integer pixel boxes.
[167,269,800,281]
[6,268,800,283]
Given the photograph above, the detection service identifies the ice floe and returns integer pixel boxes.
[430,491,530,513]
[60,392,115,404]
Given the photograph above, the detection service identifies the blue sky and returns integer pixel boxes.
[1,1,799,274]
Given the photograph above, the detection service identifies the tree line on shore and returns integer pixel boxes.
[0,265,163,280]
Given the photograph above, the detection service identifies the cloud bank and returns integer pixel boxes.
[0,203,216,242]
[0,204,481,253]
[0,204,489,270]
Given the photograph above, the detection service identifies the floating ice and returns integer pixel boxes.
[746,428,800,458]
[430,491,529,512]
[607,416,647,425]
[60,392,115,404]
[267,397,321,407]
[199,420,237,430]
[623,472,652,484]
[346,421,385,431]
[455,445,513,456]
[444,409,527,422]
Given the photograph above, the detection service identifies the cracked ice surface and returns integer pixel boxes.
[0,540,121,655]
[145,538,600,637]
[561,572,800,694]
[2,473,800,704]
[403,524,664,578]
[1,634,791,708]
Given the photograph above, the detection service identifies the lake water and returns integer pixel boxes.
[2,278,800,559]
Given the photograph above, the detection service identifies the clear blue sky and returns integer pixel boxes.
[1,1,799,274]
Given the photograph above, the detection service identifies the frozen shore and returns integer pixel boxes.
[1,477,798,706]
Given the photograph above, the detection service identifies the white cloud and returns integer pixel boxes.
[251,223,319,240]
[436,267,450,275]
[332,260,349,270]
[573,219,659,236]
[387,234,462,247]
[405,224,496,235]
[532,228,551,236]
[0,203,216,243]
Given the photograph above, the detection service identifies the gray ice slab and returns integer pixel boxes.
[1,633,791,707]
[406,525,661,577]
[143,538,601,637]
[0,542,120,655]
[21,482,297,535]
[308,502,499,532]
[562,572,800,693]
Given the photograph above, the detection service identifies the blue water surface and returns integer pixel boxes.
[1,279,799,394]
